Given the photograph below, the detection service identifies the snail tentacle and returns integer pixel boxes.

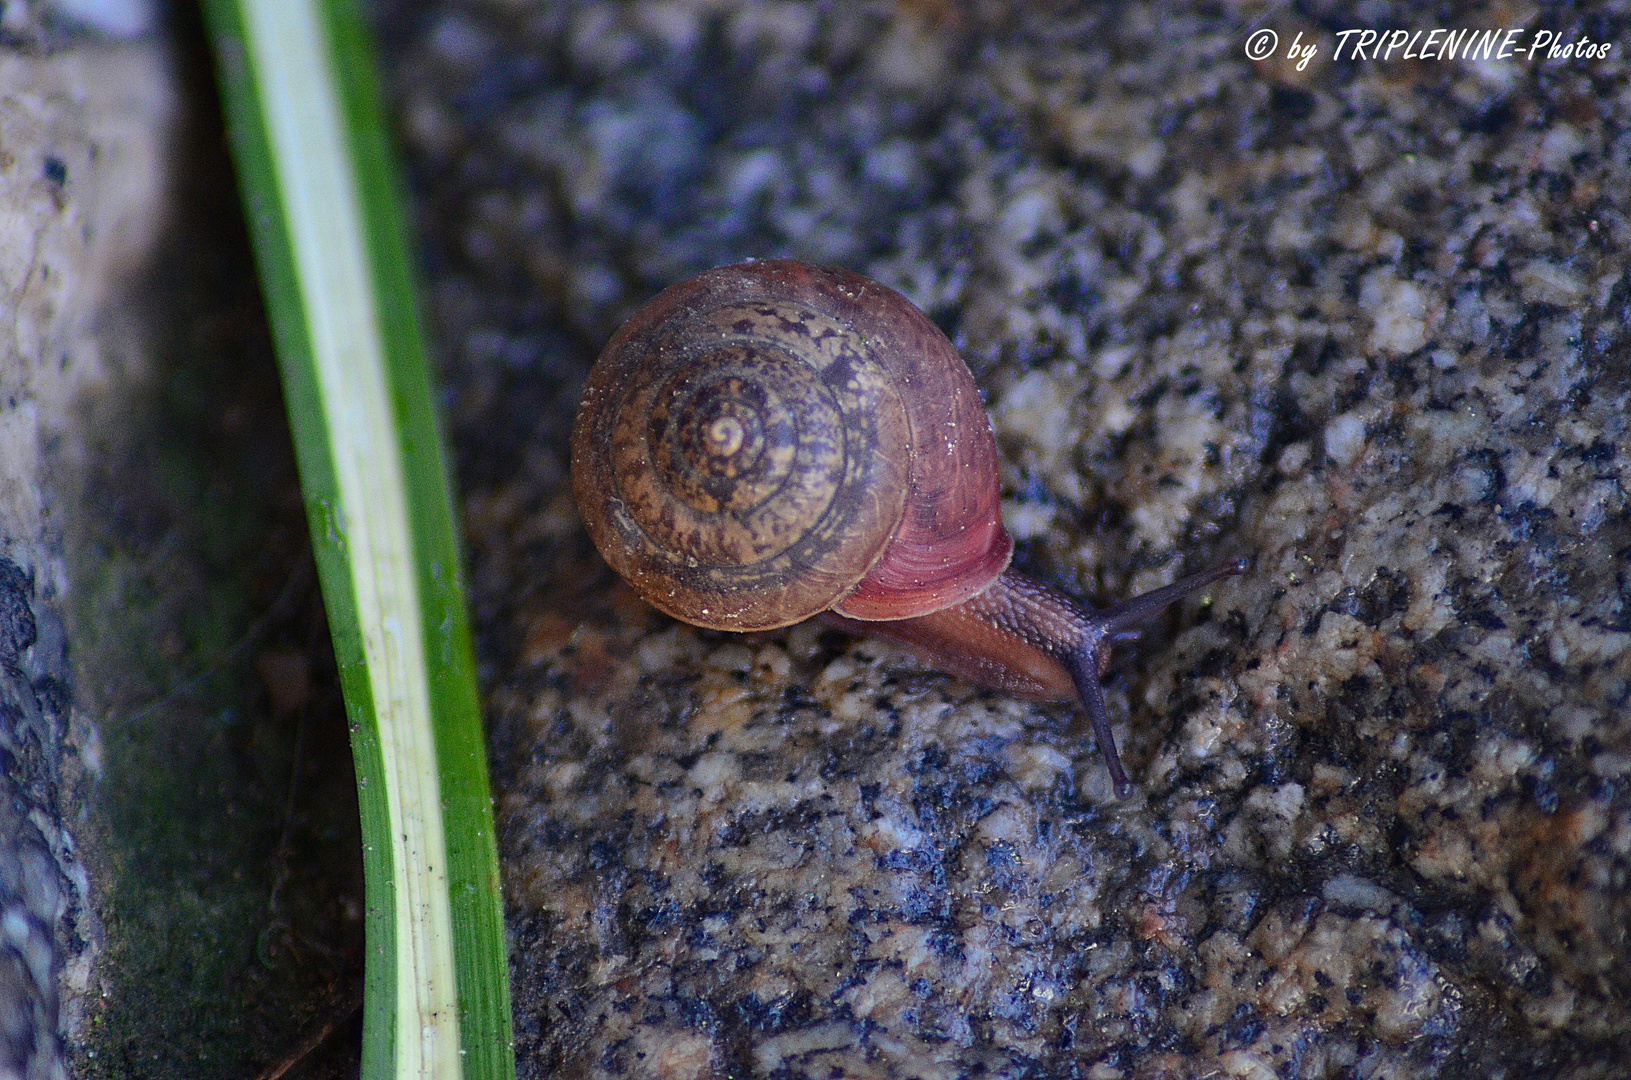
[1064,648,1133,799]
[827,559,1246,799]
[1064,558,1250,799]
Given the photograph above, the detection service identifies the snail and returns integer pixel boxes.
[570,260,1244,798]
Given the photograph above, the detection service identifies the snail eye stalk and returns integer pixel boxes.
[1069,558,1249,800]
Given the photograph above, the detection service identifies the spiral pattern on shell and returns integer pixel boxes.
[573,259,1011,632]
[573,263,914,629]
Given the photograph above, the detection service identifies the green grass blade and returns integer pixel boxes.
[199,1,514,1077]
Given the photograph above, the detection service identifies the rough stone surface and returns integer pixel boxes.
[384,2,1631,1076]
[0,47,173,1080]
[0,35,365,1080]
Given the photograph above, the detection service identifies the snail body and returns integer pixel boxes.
[571,260,1243,797]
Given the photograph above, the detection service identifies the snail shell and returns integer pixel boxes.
[571,259,1011,631]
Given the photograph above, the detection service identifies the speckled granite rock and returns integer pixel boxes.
[384,1,1631,1076]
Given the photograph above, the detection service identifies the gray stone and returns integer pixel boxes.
[389,3,1629,1076]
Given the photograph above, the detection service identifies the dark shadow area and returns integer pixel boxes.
[60,9,364,1078]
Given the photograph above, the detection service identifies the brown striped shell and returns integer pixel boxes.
[571,260,1012,631]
